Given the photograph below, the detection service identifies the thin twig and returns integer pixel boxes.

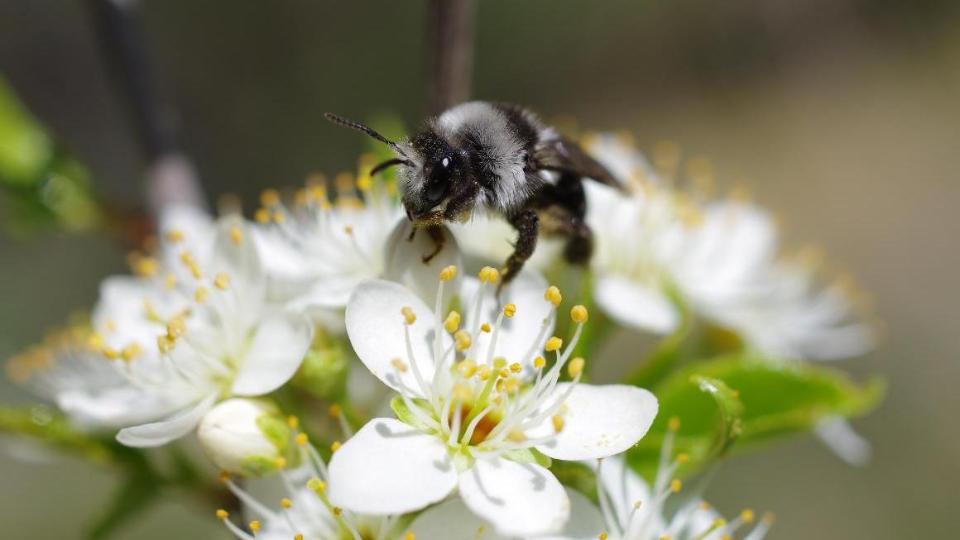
[426,0,476,115]
[85,0,205,218]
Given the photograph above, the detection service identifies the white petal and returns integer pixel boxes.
[116,393,218,447]
[538,488,608,540]
[327,418,457,514]
[57,388,186,430]
[209,215,263,286]
[232,312,313,396]
[409,497,511,540]
[597,455,652,531]
[815,416,872,466]
[345,280,445,397]
[535,384,658,460]
[595,275,679,334]
[383,219,463,308]
[459,457,570,537]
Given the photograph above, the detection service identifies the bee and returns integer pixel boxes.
[325,102,621,286]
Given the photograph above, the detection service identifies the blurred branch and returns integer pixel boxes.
[84,0,205,219]
[426,0,476,115]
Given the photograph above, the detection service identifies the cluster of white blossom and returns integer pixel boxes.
[6,136,874,539]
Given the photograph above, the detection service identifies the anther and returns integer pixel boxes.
[307,478,326,493]
[195,286,209,303]
[404,532,416,540]
[457,359,478,378]
[533,356,546,369]
[570,305,589,323]
[551,415,565,433]
[480,323,491,333]
[121,343,142,362]
[260,189,280,207]
[503,303,517,318]
[401,306,417,325]
[157,335,175,354]
[344,225,354,235]
[216,509,229,520]
[670,479,682,492]
[330,441,341,452]
[328,404,342,418]
[444,311,461,333]
[165,229,185,243]
[295,433,308,446]
[214,272,231,290]
[218,471,231,483]
[391,358,409,372]
[668,416,681,431]
[478,266,500,284]
[545,336,563,352]
[439,265,457,282]
[741,509,755,523]
[567,357,585,378]
[287,415,299,429]
[676,453,690,464]
[545,286,562,307]
[281,498,292,509]
[254,208,270,224]
[249,520,261,533]
[509,362,522,373]
[454,330,472,351]
[229,226,244,245]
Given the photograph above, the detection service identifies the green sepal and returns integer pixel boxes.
[390,395,435,432]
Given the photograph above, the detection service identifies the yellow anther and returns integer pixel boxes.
[294,188,309,206]
[567,357,585,378]
[457,359,478,378]
[492,357,506,370]
[498,367,511,379]
[509,362,522,373]
[157,335,175,354]
[741,509,755,523]
[274,457,287,468]
[133,256,159,277]
[194,286,209,303]
[254,208,270,224]
[533,356,546,369]
[551,415,565,433]
[229,226,244,245]
[306,478,326,493]
[545,336,563,352]
[165,229,185,243]
[503,377,520,394]
[343,225,354,236]
[121,343,142,362]
[328,403,342,418]
[249,520,261,533]
[272,210,286,224]
[721,536,731,540]
[668,416,681,431]
[699,501,712,510]
[330,441,341,452]
[712,518,727,528]
[444,311,461,333]
[477,365,492,381]
[218,471,231,483]
[260,189,280,207]
[216,509,229,520]
[87,333,104,351]
[454,330,472,351]
[281,498,292,509]
[478,266,500,284]
[214,272,231,290]
[295,433,308,446]
[391,358,409,373]
[164,273,177,290]
[545,286,562,307]
[670,479,682,493]
[287,415,299,429]
[166,317,186,339]
[295,535,304,540]
[404,532,416,540]
[333,507,343,516]
[503,303,517,318]
[356,175,373,191]
[599,534,609,540]
[102,346,120,360]
[659,536,672,540]
[401,306,417,325]
[439,265,457,282]
[570,305,589,323]
[676,453,690,464]
[507,429,526,442]
[480,323,491,333]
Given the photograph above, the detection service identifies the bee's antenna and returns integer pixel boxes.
[324,112,408,157]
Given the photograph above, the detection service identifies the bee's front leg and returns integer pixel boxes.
[500,210,539,292]
[421,224,446,263]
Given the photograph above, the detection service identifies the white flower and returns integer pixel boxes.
[449,213,563,272]
[5,326,184,430]
[215,416,459,540]
[83,213,312,447]
[251,173,404,312]
[547,428,772,540]
[583,134,873,362]
[327,263,658,537]
[198,398,290,475]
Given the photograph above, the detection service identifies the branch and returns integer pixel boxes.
[426,0,476,115]
[84,0,205,218]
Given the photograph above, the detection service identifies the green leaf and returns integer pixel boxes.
[627,355,883,479]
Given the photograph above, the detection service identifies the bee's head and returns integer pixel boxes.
[324,113,471,224]
[399,130,466,223]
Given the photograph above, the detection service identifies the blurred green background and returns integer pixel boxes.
[1,0,958,538]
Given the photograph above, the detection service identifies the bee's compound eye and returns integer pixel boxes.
[425,156,453,204]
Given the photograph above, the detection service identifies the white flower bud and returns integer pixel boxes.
[197,398,289,476]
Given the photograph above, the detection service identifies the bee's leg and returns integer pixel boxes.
[421,224,446,263]
[563,221,594,264]
[501,210,539,291]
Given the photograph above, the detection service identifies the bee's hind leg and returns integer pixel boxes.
[563,221,594,265]
[500,210,539,293]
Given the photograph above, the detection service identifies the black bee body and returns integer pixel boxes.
[325,102,620,284]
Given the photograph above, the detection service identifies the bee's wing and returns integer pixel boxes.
[533,136,623,190]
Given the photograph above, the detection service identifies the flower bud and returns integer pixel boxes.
[198,398,290,476]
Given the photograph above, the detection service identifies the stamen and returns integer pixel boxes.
[401,306,417,325]
[544,285,562,307]
[570,305,589,323]
[567,357,585,378]
[545,336,563,352]
[503,303,517,318]
[439,265,457,282]
[444,311,461,333]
